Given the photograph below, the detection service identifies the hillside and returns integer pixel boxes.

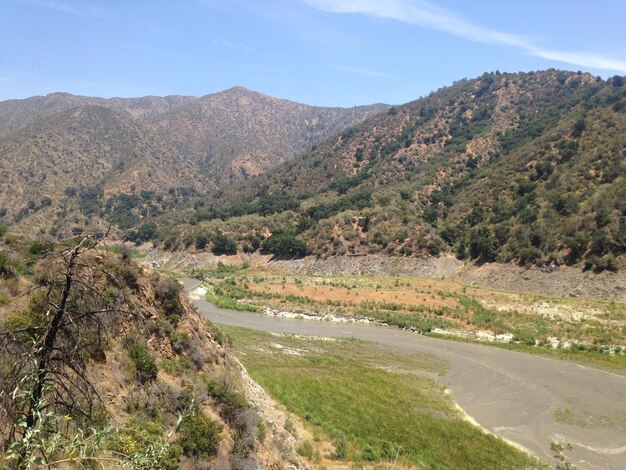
[0,88,386,235]
[0,231,308,468]
[145,86,389,186]
[152,70,625,271]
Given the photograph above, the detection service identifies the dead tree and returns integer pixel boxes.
[0,231,131,461]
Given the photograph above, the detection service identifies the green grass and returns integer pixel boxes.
[222,326,542,469]
[205,290,260,312]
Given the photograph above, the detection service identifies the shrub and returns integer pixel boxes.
[262,231,309,257]
[518,247,542,266]
[128,343,158,382]
[111,262,141,291]
[333,436,347,460]
[297,440,313,459]
[28,240,54,257]
[203,376,250,423]
[153,276,184,323]
[0,252,17,279]
[212,232,237,255]
[177,413,222,457]
[362,445,377,461]
[195,234,208,250]
[468,226,496,261]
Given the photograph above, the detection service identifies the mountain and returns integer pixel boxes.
[145,86,389,186]
[0,88,386,234]
[155,70,625,271]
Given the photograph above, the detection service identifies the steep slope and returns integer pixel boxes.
[0,88,386,235]
[0,233,308,468]
[147,86,388,185]
[157,70,625,270]
[0,105,200,233]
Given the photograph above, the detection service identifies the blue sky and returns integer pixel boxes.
[1,0,625,106]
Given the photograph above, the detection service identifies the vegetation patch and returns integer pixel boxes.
[222,326,539,469]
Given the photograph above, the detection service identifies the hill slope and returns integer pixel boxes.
[156,70,625,270]
[0,233,308,468]
[0,88,386,234]
[146,86,389,185]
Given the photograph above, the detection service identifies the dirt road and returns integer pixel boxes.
[183,278,626,469]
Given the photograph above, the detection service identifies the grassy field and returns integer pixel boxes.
[192,262,626,370]
[222,325,542,469]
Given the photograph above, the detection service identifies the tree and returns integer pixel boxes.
[468,226,497,261]
[212,232,237,255]
[262,231,309,257]
[195,234,208,250]
[0,231,128,466]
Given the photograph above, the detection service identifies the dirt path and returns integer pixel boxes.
[183,278,626,469]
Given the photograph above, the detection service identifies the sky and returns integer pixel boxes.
[1,0,625,107]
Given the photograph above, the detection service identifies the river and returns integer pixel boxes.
[182,277,626,469]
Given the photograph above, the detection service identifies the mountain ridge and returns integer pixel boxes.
[0,87,387,234]
[151,70,625,271]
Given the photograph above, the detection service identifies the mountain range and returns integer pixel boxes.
[0,87,386,233]
[1,70,624,270]
[150,70,625,270]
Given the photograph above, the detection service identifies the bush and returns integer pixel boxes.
[333,436,347,460]
[28,240,54,257]
[518,247,542,266]
[111,262,141,291]
[109,420,183,470]
[177,413,222,457]
[203,376,250,423]
[468,226,497,261]
[0,252,17,279]
[362,445,378,461]
[153,276,184,323]
[212,232,237,255]
[262,231,309,257]
[128,343,158,382]
[195,234,208,250]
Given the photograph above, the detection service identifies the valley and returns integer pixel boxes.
[182,271,626,469]
[1,69,625,469]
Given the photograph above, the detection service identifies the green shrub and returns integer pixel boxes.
[262,231,309,257]
[109,420,183,470]
[177,413,222,457]
[333,436,347,460]
[362,445,378,461]
[153,275,184,323]
[110,261,141,291]
[195,234,208,250]
[203,376,250,423]
[28,240,54,257]
[128,343,158,382]
[160,358,194,376]
[0,252,18,279]
[212,232,237,255]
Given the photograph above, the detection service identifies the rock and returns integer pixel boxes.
[569,289,583,297]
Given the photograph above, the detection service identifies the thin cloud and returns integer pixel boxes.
[327,63,395,79]
[303,0,626,73]
[212,38,254,52]
[10,0,114,19]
